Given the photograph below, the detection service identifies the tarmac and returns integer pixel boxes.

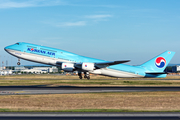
[0,86,180,95]
[0,112,180,120]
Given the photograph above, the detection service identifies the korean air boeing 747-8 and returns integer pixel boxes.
[4,42,175,79]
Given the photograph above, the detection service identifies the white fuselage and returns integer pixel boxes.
[6,49,143,78]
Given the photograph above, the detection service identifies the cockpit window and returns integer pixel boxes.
[15,43,19,45]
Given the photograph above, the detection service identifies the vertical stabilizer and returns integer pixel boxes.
[140,51,175,72]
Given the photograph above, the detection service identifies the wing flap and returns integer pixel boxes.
[95,60,130,66]
[95,60,130,69]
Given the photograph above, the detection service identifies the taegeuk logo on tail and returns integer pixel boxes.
[155,57,166,68]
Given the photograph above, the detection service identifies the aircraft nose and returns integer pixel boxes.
[4,46,10,51]
[4,46,8,51]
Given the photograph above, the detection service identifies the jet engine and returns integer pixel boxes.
[82,63,95,71]
[61,63,74,72]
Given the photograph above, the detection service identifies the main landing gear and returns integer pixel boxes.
[78,72,90,80]
[78,73,83,79]
[84,72,90,80]
[17,59,21,66]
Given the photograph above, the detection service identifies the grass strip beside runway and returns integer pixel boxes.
[0,75,180,86]
[0,92,180,112]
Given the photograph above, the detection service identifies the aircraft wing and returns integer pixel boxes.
[56,60,130,70]
[56,60,130,66]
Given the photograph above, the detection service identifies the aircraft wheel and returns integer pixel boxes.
[87,76,90,80]
[17,62,21,65]
[79,76,82,79]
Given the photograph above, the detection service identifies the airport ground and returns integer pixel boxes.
[0,91,180,112]
[0,74,180,86]
[0,74,180,113]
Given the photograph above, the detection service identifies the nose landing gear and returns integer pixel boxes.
[17,59,21,66]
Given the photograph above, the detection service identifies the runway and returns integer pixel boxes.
[0,112,180,120]
[0,86,180,95]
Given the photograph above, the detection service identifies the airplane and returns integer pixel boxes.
[4,42,175,79]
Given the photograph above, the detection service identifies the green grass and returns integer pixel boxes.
[123,81,173,85]
[0,109,12,112]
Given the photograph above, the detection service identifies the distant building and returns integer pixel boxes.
[172,66,180,73]
[14,66,58,74]
[15,66,26,71]
[49,66,58,73]
[0,66,59,75]
[0,70,13,75]
[0,67,7,70]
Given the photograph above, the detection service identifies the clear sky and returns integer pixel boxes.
[0,0,180,66]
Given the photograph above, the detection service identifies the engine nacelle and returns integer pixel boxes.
[61,63,74,72]
[82,63,95,71]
